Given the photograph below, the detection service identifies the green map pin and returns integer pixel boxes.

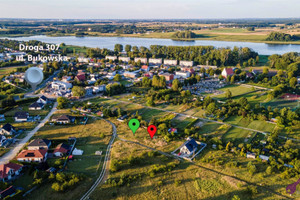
[128,119,140,134]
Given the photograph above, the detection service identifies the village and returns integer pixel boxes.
[0,40,299,200]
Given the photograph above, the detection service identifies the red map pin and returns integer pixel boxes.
[147,125,157,139]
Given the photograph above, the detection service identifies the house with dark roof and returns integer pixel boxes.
[37,95,49,104]
[0,186,17,199]
[27,139,51,150]
[75,73,86,82]
[16,149,48,162]
[180,138,198,157]
[51,115,75,124]
[0,162,23,182]
[29,102,45,110]
[14,111,29,122]
[53,143,71,157]
[0,123,16,135]
[221,68,234,78]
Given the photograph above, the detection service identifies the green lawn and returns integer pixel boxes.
[212,85,255,100]
[225,116,275,133]
[222,127,254,144]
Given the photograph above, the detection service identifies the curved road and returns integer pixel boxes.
[80,119,117,200]
[0,102,58,165]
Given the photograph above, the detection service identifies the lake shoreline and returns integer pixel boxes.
[1,33,300,45]
[1,35,300,55]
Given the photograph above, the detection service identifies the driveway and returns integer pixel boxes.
[0,102,58,165]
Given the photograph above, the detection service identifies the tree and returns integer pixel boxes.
[57,97,69,109]
[247,161,257,175]
[289,77,297,88]
[232,195,241,200]
[263,67,269,74]
[114,44,123,53]
[125,44,131,53]
[225,89,232,99]
[172,79,180,91]
[72,86,86,97]
[114,74,122,82]
[206,102,216,115]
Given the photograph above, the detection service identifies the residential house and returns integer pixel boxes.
[222,68,234,78]
[105,56,117,61]
[53,143,71,157]
[134,57,147,64]
[159,73,174,81]
[61,76,72,83]
[37,95,49,104]
[124,71,138,78]
[14,112,29,122]
[180,138,198,157]
[85,87,93,96]
[149,58,162,65]
[141,65,150,72]
[259,155,270,162]
[0,162,23,182]
[119,57,130,63]
[16,149,48,162]
[51,81,72,91]
[163,59,177,66]
[93,85,106,93]
[51,115,75,124]
[29,102,45,110]
[75,73,86,82]
[0,124,16,135]
[181,67,195,74]
[179,60,194,67]
[246,152,256,159]
[27,139,51,150]
[175,71,191,79]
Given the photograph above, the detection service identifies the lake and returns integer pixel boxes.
[1,35,300,55]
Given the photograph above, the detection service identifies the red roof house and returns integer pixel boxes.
[0,162,23,182]
[16,149,48,163]
[222,68,234,78]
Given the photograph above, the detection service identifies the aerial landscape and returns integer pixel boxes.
[0,0,299,200]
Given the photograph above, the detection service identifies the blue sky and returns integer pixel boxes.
[0,0,299,19]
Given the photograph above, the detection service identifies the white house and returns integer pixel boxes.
[37,95,49,105]
[134,57,147,64]
[164,59,177,66]
[119,57,130,63]
[17,149,48,163]
[51,81,72,91]
[180,138,198,157]
[105,56,117,61]
[149,58,162,65]
[222,68,234,78]
[0,124,16,135]
[179,60,194,67]
[175,71,191,79]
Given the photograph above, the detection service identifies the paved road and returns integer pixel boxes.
[80,119,117,200]
[0,102,58,165]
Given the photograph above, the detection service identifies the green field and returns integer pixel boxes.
[212,85,255,100]
[222,126,254,144]
[224,116,275,133]
[262,97,299,110]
